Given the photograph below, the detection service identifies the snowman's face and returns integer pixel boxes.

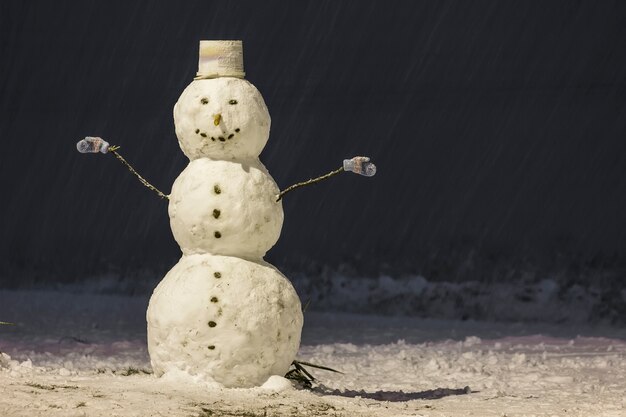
[174,78,270,160]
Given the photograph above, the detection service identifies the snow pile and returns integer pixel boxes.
[1,289,625,416]
[292,272,626,324]
[8,267,624,325]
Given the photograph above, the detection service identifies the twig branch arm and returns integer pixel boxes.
[276,167,344,202]
[276,156,377,202]
[109,148,169,200]
[76,137,169,200]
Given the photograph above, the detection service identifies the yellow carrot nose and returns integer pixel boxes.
[213,114,222,126]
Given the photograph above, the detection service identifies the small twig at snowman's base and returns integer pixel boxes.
[285,360,343,389]
[295,361,343,374]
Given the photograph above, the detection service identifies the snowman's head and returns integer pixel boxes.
[174,77,270,160]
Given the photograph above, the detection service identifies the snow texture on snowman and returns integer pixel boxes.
[77,40,375,388]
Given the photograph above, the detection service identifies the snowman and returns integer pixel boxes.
[77,40,375,388]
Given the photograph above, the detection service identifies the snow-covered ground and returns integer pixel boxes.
[1,289,625,416]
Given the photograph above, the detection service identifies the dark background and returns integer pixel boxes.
[1,0,626,289]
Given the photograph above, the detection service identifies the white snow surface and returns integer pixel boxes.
[147,254,302,387]
[169,158,283,259]
[173,78,271,161]
[1,290,625,416]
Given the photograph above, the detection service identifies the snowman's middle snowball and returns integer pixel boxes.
[169,158,283,259]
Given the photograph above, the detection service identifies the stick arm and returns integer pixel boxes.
[76,137,169,200]
[276,156,376,202]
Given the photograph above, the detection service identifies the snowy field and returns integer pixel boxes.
[1,289,625,417]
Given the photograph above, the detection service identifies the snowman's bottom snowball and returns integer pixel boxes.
[146,254,303,388]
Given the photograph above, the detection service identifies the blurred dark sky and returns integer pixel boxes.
[1,0,626,283]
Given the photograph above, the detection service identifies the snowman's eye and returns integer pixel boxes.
[228,99,238,105]
[201,98,208,105]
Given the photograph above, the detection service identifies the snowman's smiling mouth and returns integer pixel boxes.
[195,128,241,142]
